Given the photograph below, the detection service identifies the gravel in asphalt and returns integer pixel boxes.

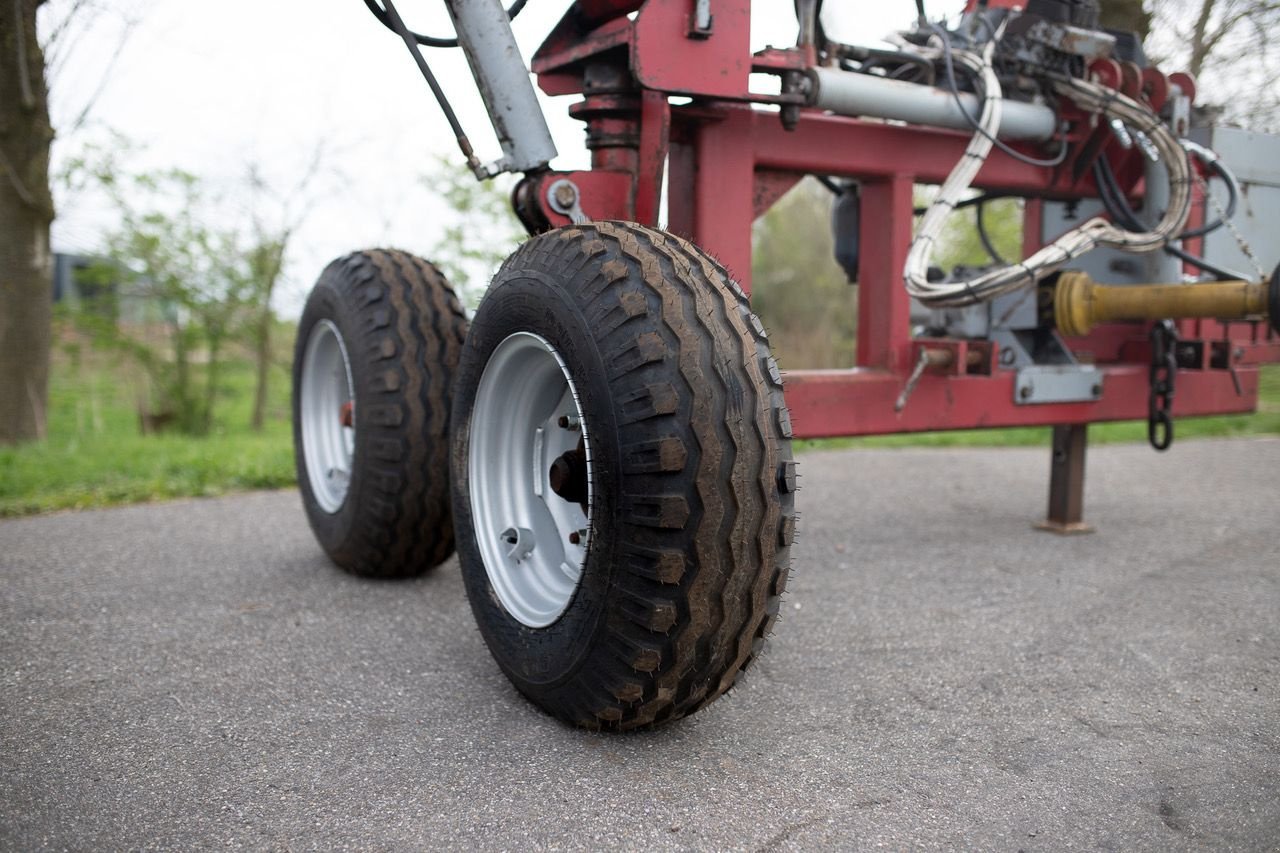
[2,439,1277,850]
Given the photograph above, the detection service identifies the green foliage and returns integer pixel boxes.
[932,197,1023,271]
[751,178,859,367]
[0,342,296,517]
[422,155,525,306]
[62,144,292,435]
[750,182,1023,368]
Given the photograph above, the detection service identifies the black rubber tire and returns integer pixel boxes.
[450,222,797,730]
[293,249,468,578]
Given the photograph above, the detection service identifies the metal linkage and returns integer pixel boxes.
[372,0,556,179]
[1148,321,1179,452]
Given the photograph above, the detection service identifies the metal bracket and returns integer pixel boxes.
[547,179,589,224]
[991,327,1105,405]
[1014,365,1103,405]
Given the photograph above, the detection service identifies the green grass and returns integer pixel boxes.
[797,364,1280,453]
[0,348,296,518]
[2,342,1277,518]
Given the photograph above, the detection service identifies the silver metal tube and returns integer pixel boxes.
[444,0,558,177]
[808,66,1057,142]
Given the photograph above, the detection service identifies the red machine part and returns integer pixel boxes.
[522,0,1277,442]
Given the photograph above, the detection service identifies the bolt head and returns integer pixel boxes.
[568,531,581,545]
[1019,384,1033,400]
[553,183,577,208]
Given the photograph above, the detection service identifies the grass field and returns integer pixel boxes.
[2,344,1277,518]
[0,346,296,518]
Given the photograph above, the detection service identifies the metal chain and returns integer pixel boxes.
[1193,170,1266,280]
[1148,320,1178,451]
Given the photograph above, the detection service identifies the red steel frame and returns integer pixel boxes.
[523,0,1278,440]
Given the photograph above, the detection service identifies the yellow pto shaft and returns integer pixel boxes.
[1053,269,1279,337]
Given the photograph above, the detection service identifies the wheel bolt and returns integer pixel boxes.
[568,531,581,545]
[557,414,580,430]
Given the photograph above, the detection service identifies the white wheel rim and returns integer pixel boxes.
[300,319,356,513]
[469,332,592,628]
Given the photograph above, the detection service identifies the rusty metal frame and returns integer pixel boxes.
[522,0,1278,443]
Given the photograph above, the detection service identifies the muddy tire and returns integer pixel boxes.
[450,222,796,730]
[293,249,468,578]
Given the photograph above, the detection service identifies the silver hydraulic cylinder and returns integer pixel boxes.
[808,66,1057,142]
[444,0,558,177]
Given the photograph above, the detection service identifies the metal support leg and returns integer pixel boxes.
[1035,424,1094,535]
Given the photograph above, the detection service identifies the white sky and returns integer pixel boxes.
[43,0,942,314]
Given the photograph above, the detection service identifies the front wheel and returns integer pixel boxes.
[450,222,796,730]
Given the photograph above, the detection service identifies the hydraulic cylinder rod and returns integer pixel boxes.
[444,0,558,177]
[807,67,1058,141]
[1054,270,1280,337]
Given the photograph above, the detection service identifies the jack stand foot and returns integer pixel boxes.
[1035,423,1094,535]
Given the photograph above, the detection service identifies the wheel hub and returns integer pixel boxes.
[299,319,356,513]
[548,441,589,508]
[468,332,592,628]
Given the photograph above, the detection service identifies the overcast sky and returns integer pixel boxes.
[43,0,938,313]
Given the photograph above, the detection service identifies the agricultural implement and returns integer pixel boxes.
[292,0,1280,730]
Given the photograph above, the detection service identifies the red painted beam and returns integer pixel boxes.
[746,108,1094,196]
[782,365,1261,439]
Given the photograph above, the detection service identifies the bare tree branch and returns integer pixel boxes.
[63,14,135,134]
[0,146,40,209]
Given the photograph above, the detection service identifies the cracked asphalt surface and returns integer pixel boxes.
[2,438,1277,850]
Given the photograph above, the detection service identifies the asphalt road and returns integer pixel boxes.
[2,439,1277,850]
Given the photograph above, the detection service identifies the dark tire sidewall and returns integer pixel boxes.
[451,271,621,701]
[293,270,368,566]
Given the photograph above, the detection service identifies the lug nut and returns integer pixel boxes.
[557,414,580,430]
[568,531,581,545]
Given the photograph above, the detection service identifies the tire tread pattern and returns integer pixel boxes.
[482,223,795,730]
[295,249,467,578]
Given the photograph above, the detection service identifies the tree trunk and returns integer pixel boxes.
[203,332,220,436]
[173,320,192,431]
[0,0,54,445]
[249,240,284,431]
[250,304,271,431]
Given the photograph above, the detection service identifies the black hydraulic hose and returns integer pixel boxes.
[975,198,1008,264]
[364,0,528,48]
[909,191,1012,215]
[815,175,843,195]
[931,23,1070,169]
[377,0,481,172]
[1178,155,1240,239]
[1093,157,1250,282]
[834,44,936,85]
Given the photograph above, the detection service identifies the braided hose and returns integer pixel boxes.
[904,44,1193,308]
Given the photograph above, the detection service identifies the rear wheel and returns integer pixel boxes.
[293,249,468,578]
[451,222,796,730]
